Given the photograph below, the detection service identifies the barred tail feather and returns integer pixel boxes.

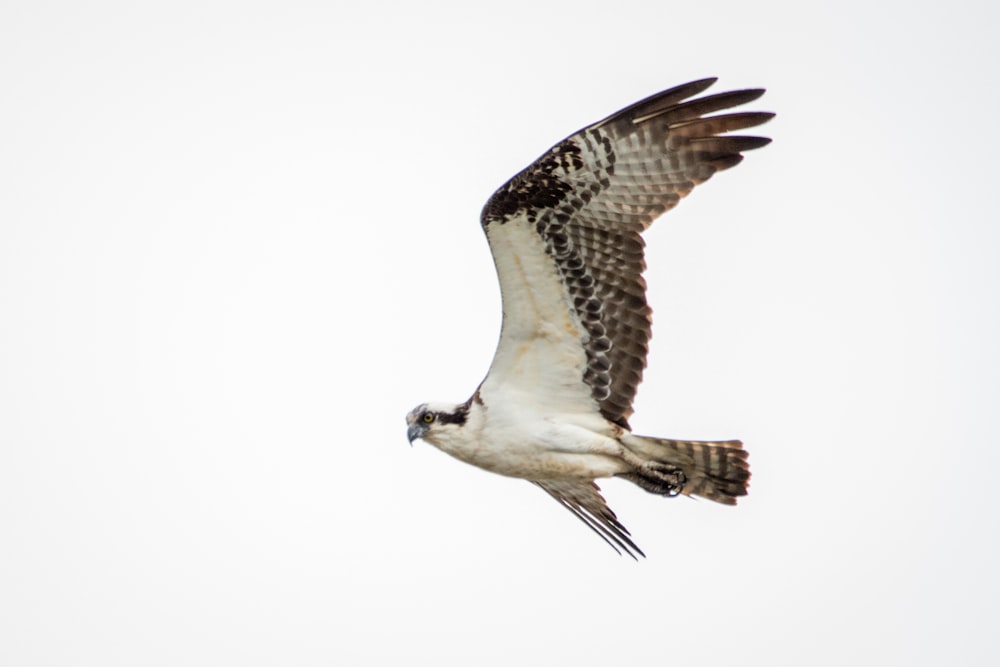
[618,435,750,504]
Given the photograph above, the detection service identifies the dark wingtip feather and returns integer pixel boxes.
[690,135,774,153]
[595,77,720,129]
[661,76,719,99]
[707,153,744,171]
[649,88,770,125]
[732,87,766,104]
[747,135,773,149]
[534,481,646,559]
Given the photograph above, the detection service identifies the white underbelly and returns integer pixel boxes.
[435,408,629,481]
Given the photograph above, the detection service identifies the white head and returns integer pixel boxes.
[405,401,470,446]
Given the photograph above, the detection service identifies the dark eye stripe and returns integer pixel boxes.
[436,408,468,426]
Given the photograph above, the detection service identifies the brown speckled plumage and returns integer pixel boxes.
[483,78,772,429]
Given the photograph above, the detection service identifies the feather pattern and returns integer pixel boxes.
[482,78,773,428]
[534,480,644,560]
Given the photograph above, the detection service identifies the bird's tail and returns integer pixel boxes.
[617,434,750,504]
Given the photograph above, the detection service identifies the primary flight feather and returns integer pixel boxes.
[407,78,772,558]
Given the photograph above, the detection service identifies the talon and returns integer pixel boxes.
[665,469,685,496]
[648,466,685,496]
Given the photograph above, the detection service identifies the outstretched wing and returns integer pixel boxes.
[480,79,772,428]
[534,480,643,559]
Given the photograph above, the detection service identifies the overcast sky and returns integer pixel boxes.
[2,1,998,665]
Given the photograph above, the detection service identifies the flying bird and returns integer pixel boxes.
[407,78,771,558]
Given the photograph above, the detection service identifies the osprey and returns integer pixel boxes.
[407,78,771,558]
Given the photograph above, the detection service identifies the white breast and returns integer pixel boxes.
[428,390,629,482]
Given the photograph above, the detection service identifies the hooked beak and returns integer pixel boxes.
[407,421,428,445]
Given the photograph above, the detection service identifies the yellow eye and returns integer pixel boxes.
[422,412,435,424]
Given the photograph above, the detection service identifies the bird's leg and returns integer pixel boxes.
[617,446,687,496]
[646,465,686,496]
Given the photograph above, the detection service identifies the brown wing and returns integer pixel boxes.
[534,479,644,559]
[482,78,773,428]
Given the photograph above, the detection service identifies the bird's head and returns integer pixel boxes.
[405,402,469,446]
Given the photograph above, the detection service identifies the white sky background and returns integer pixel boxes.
[2,0,997,664]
